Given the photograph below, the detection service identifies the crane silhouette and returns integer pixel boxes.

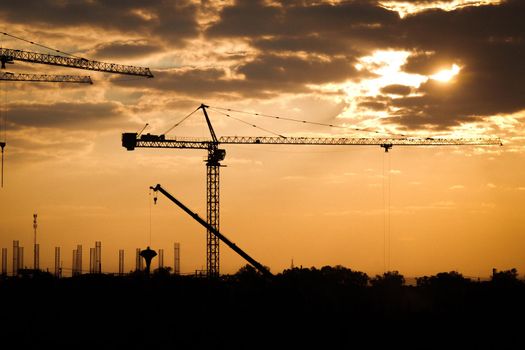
[0,33,153,187]
[122,104,501,277]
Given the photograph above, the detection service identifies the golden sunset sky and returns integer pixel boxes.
[1,0,523,277]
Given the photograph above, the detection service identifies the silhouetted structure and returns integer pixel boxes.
[89,248,95,273]
[33,213,38,270]
[95,241,101,274]
[135,248,143,271]
[72,245,82,276]
[150,184,272,278]
[12,240,19,276]
[140,247,157,275]
[1,248,7,275]
[118,250,124,276]
[158,248,164,269]
[34,244,39,271]
[124,104,500,278]
[18,246,24,272]
[54,247,61,278]
[174,243,180,275]
[89,241,102,274]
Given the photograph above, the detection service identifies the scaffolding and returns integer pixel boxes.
[158,249,164,269]
[12,240,19,276]
[1,248,7,275]
[118,249,124,276]
[18,246,24,271]
[95,241,101,274]
[135,248,143,271]
[34,244,39,271]
[174,243,180,275]
[72,245,82,276]
[89,248,95,273]
[54,247,61,278]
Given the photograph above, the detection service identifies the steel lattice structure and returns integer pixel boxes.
[0,72,92,84]
[0,48,153,77]
[206,161,220,277]
[122,104,502,277]
[125,135,502,150]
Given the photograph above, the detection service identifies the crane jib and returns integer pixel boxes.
[0,48,153,78]
[122,133,502,150]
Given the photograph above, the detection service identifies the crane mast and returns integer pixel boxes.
[122,105,501,277]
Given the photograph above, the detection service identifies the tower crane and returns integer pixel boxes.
[0,72,93,84]
[0,35,154,187]
[122,104,502,277]
[0,47,153,77]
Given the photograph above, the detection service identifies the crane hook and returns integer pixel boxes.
[153,194,158,205]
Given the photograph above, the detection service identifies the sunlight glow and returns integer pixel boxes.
[430,64,461,82]
[380,0,502,18]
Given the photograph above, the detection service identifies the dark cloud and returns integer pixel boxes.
[91,41,163,59]
[380,84,412,96]
[207,0,400,53]
[6,102,129,130]
[358,101,388,111]
[388,0,525,129]
[207,0,525,130]
[3,0,524,132]
[0,0,199,46]
[113,53,363,98]
[238,54,361,84]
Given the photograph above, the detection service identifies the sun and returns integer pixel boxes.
[430,64,461,82]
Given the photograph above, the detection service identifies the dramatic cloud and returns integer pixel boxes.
[1,0,524,131]
[91,41,164,59]
[380,84,412,96]
[387,0,525,129]
[0,0,199,46]
[113,53,363,98]
[6,102,130,130]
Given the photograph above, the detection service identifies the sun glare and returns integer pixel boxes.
[380,0,502,18]
[430,64,461,82]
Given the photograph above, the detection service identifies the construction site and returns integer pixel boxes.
[1,0,525,346]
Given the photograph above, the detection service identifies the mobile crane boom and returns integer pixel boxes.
[150,184,272,278]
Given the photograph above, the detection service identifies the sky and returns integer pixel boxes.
[0,0,524,277]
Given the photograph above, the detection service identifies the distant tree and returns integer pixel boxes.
[320,265,369,287]
[417,271,471,289]
[491,268,520,286]
[234,264,267,282]
[370,271,405,288]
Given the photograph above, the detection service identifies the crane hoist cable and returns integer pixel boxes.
[149,188,154,246]
[1,31,83,59]
[0,83,6,188]
[162,106,201,135]
[210,108,286,138]
[209,105,408,138]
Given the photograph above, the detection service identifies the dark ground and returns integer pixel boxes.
[1,266,523,349]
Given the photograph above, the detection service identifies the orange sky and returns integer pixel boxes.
[0,0,523,277]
